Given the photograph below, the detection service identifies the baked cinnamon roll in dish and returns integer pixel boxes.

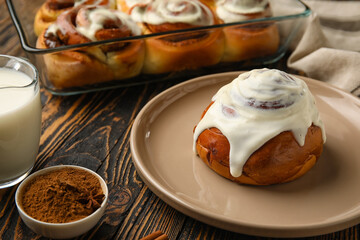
[36,6,144,89]
[215,0,280,62]
[193,69,326,185]
[137,0,225,74]
[34,0,115,36]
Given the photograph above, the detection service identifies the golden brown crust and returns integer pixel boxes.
[37,36,144,89]
[116,0,129,13]
[36,38,114,88]
[216,3,279,62]
[195,104,324,185]
[222,22,280,62]
[142,29,224,74]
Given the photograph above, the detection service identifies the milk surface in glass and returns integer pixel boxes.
[0,68,41,185]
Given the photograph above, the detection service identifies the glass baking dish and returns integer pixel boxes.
[6,0,311,95]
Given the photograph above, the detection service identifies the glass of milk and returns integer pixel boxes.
[0,55,41,189]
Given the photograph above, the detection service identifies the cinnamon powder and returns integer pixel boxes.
[21,167,105,223]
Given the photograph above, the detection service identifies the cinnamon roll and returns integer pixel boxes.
[137,0,225,74]
[193,69,326,185]
[36,6,144,89]
[34,0,115,36]
[215,0,280,62]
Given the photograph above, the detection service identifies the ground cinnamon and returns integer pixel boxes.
[21,167,105,223]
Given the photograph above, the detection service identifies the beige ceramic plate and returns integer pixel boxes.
[130,71,360,238]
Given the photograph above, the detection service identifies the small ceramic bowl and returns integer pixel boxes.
[15,165,108,239]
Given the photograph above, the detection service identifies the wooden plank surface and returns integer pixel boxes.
[0,0,359,239]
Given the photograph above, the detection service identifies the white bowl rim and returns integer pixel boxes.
[15,164,108,226]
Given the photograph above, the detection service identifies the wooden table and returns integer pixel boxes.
[0,0,359,239]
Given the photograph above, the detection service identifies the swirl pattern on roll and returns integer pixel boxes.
[193,69,326,177]
[44,5,141,47]
[34,0,115,36]
[142,0,214,27]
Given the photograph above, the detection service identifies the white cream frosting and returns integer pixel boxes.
[45,22,61,37]
[128,3,150,23]
[76,7,141,41]
[193,69,326,177]
[216,0,269,23]
[141,0,214,26]
[122,0,152,22]
[74,0,116,8]
[74,0,90,7]
[125,0,152,7]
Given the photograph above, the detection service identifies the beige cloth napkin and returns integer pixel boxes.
[287,0,360,96]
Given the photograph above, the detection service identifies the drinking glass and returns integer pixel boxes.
[0,55,41,188]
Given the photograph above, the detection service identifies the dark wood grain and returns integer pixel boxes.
[0,0,359,239]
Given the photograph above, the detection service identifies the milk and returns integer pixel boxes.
[0,68,41,183]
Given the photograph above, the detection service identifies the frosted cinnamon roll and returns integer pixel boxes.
[34,0,115,36]
[215,0,279,62]
[137,0,224,74]
[36,6,144,89]
[193,69,326,185]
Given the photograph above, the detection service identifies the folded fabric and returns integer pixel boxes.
[287,0,360,96]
